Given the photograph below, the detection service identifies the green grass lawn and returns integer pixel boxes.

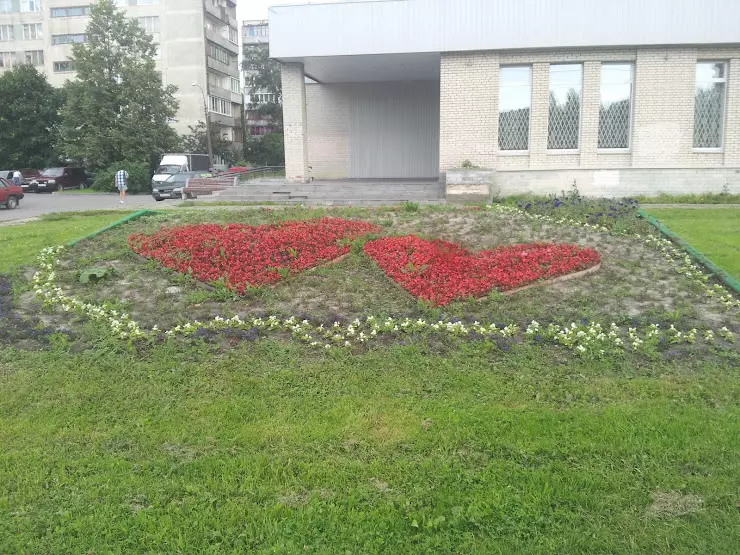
[647,208,740,279]
[1,207,739,553]
[0,211,129,272]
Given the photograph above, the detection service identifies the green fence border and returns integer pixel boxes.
[66,210,159,247]
[639,208,740,294]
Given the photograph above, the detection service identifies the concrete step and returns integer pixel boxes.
[198,198,447,207]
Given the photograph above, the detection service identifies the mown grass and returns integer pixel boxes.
[648,207,740,278]
[0,211,130,272]
[635,191,740,204]
[1,205,740,553]
[1,338,739,553]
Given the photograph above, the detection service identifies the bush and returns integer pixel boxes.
[92,161,151,194]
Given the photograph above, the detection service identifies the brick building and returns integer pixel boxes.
[270,0,740,199]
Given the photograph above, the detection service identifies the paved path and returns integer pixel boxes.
[0,193,164,223]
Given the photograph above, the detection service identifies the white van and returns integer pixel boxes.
[152,154,211,185]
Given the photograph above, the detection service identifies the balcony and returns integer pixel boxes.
[206,27,239,56]
[207,56,239,78]
[203,1,236,27]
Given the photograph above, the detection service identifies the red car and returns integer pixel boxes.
[0,177,24,209]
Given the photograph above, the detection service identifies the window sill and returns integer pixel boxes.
[546,150,580,155]
[693,148,724,153]
[597,149,631,154]
[498,150,529,156]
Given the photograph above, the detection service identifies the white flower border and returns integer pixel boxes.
[31,205,738,356]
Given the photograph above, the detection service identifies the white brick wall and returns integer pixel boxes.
[439,46,740,181]
[281,63,309,182]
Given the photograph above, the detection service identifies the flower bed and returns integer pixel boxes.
[364,236,601,306]
[129,218,381,294]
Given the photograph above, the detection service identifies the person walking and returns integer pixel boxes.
[12,170,21,187]
[115,168,129,204]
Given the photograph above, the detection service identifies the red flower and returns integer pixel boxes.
[129,218,381,294]
[364,236,600,306]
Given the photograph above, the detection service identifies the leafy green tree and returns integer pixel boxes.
[181,121,237,166]
[59,0,179,171]
[242,43,283,129]
[244,132,285,167]
[0,65,64,169]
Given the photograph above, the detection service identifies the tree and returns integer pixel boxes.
[0,65,64,169]
[181,122,236,166]
[58,0,179,171]
[242,43,283,129]
[244,132,285,167]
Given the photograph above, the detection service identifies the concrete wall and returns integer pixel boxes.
[306,83,351,179]
[440,45,740,196]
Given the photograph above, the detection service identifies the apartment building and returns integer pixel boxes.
[242,18,277,138]
[0,0,243,147]
[271,0,740,199]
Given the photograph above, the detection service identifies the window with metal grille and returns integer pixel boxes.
[25,50,43,65]
[498,66,531,151]
[694,62,727,149]
[22,23,42,40]
[598,63,633,149]
[548,64,582,150]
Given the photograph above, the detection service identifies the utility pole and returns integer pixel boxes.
[192,82,215,173]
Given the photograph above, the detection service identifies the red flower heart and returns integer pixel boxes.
[129,218,381,294]
[364,236,600,306]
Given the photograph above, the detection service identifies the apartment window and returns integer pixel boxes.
[248,25,267,37]
[52,34,86,45]
[0,1,12,14]
[0,52,15,68]
[208,43,229,65]
[20,0,41,12]
[208,73,225,88]
[599,63,633,149]
[53,61,76,72]
[230,77,240,94]
[208,95,231,116]
[548,64,583,150]
[22,23,42,40]
[228,27,238,44]
[694,62,728,149]
[137,16,159,34]
[51,6,91,17]
[498,66,532,151]
[25,50,43,65]
[0,25,13,42]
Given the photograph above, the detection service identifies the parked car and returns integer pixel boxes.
[0,177,24,209]
[31,167,88,192]
[0,170,14,182]
[151,171,208,201]
[151,154,210,189]
[20,168,41,191]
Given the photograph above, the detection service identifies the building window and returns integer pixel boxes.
[208,43,229,65]
[599,63,633,149]
[22,23,42,40]
[228,26,238,44]
[25,50,43,65]
[137,16,160,34]
[498,66,531,151]
[208,95,232,116]
[51,6,92,17]
[208,73,225,88]
[52,34,87,45]
[20,0,41,12]
[0,52,15,68]
[0,1,12,14]
[230,78,240,94]
[694,61,728,149]
[548,63,583,150]
[0,25,13,41]
[53,61,76,72]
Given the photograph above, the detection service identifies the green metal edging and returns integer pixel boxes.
[66,210,159,247]
[639,208,740,294]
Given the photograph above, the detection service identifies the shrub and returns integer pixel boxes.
[92,161,151,194]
